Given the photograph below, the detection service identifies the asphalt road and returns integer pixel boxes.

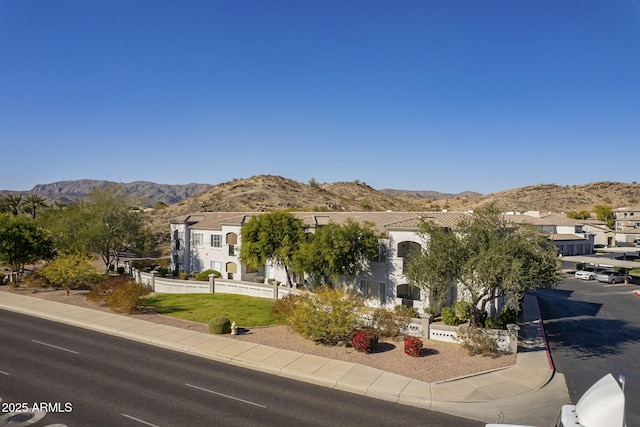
[534,275,640,427]
[0,310,483,427]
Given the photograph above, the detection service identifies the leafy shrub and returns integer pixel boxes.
[133,259,155,271]
[155,258,171,268]
[208,317,231,334]
[485,307,519,330]
[500,307,518,325]
[458,326,498,355]
[254,276,265,283]
[38,254,102,295]
[117,266,125,275]
[394,304,420,318]
[178,271,189,280]
[287,287,364,345]
[271,294,306,324]
[453,301,471,321]
[194,269,221,281]
[351,328,378,354]
[87,277,151,314]
[156,266,168,277]
[484,317,502,329]
[370,308,410,338]
[403,336,423,357]
[20,272,49,289]
[441,307,459,326]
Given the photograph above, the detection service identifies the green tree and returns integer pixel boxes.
[40,186,154,273]
[294,220,380,286]
[1,194,24,216]
[39,203,87,255]
[405,205,562,326]
[566,210,591,220]
[239,211,306,286]
[23,194,48,219]
[38,253,101,295]
[593,204,615,229]
[0,215,56,281]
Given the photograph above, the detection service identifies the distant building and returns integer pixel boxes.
[503,211,597,255]
[169,209,592,313]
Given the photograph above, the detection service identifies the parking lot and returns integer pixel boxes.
[533,273,640,426]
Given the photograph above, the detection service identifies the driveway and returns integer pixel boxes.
[534,275,640,426]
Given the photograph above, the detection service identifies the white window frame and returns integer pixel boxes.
[210,234,222,248]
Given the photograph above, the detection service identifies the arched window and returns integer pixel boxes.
[226,233,238,256]
[397,241,420,273]
[226,262,237,280]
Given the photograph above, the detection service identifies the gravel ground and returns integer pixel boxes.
[0,286,516,383]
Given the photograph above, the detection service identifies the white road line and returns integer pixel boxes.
[185,383,267,408]
[31,340,79,354]
[121,413,160,427]
[0,370,9,376]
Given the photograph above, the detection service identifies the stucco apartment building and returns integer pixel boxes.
[613,207,640,244]
[504,211,598,255]
[169,210,596,313]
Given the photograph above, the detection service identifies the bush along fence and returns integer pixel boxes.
[133,269,519,353]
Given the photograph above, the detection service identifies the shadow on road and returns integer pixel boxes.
[533,289,640,359]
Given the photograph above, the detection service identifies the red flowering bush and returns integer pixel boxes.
[403,336,423,357]
[351,329,379,354]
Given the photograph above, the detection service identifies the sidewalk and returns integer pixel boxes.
[0,292,569,425]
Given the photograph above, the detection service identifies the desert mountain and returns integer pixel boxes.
[147,175,427,230]
[147,176,640,233]
[379,188,482,199]
[453,182,640,213]
[3,180,213,206]
[4,176,639,222]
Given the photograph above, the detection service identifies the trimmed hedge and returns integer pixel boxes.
[208,317,232,334]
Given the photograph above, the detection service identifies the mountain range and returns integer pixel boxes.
[3,177,640,220]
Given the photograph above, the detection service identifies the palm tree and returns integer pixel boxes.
[24,194,47,219]
[1,194,24,216]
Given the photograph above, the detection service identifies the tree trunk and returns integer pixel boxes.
[283,265,293,287]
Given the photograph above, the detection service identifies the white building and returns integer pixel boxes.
[504,212,597,255]
[613,207,640,244]
[170,211,467,312]
[169,210,587,313]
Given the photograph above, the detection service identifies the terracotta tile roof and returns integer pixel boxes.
[169,211,470,235]
[551,234,588,241]
[504,213,599,227]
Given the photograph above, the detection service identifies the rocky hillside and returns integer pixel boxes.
[441,182,640,213]
[5,176,639,226]
[19,180,213,206]
[379,188,482,200]
[147,176,640,235]
[147,175,426,230]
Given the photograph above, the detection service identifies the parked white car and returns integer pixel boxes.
[575,267,607,280]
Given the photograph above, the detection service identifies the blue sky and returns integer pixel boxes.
[1,1,638,194]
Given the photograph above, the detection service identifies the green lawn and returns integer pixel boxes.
[143,293,279,326]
